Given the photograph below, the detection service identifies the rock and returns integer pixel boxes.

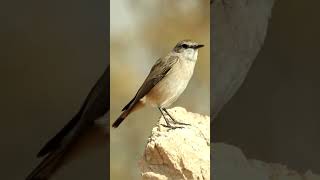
[139,107,210,180]
[138,107,320,180]
[213,143,269,180]
[213,143,320,180]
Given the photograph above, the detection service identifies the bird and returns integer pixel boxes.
[26,66,109,180]
[112,40,204,129]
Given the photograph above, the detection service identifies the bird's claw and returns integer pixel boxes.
[172,121,190,126]
[160,124,183,129]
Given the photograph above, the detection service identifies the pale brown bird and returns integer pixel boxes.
[112,40,204,128]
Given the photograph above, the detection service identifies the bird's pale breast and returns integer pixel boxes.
[145,58,196,108]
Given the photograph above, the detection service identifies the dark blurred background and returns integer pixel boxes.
[0,0,108,179]
[215,0,320,174]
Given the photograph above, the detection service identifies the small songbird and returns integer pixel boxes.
[112,40,204,128]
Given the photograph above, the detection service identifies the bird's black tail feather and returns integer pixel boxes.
[26,148,66,180]
[113,97,135,128]
[112,117,124,128]
[112,111,128,128]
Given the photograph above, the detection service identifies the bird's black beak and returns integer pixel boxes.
[194,44,204,49]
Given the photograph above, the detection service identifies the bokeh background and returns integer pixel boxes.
[0,0,108,179]
[214,0,320,174]
[110,0,210,179]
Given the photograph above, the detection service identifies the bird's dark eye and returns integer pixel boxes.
[181,44,188,49]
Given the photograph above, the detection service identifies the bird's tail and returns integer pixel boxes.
[112,110,129,128]
[26,148,66,180]
[112,100,145,128]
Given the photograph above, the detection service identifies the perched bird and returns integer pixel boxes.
[112,40,204,128]
[26,66,109,180]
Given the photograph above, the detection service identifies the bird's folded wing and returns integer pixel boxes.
[122,56,178,111]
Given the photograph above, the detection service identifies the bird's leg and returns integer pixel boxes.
[162,108,190,126]
[158,107,182,129]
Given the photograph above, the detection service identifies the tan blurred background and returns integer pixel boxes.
[110,0,210,179]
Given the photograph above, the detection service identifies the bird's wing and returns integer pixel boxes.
[122,55,178,111]
[27,66,109,180]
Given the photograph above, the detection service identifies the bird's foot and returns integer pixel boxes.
[160,124,183,129]
[171,120,190,126]
[161,108,190,126]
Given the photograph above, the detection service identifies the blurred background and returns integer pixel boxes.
[214,0,320,174]
[0,0,107,179]
[110,0,210,179]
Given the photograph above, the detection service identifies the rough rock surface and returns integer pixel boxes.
[139,107,210,180]
[213,143,320,180]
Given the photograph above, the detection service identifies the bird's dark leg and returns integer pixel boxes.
[158,107,182,129]
[162,108,190,126]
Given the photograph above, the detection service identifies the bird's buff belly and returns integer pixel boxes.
[144,73,191,108]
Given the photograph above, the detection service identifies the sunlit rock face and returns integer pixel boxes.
[139,107,210,180]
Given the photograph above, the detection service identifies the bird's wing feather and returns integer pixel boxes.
[122,55,178,111]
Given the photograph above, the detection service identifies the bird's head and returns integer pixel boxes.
[173,40,204,60]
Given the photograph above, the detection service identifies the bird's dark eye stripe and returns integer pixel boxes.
[181,44,189,48]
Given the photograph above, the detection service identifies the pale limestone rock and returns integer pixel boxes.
[214,143,320,180]
[139,107,210,180]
